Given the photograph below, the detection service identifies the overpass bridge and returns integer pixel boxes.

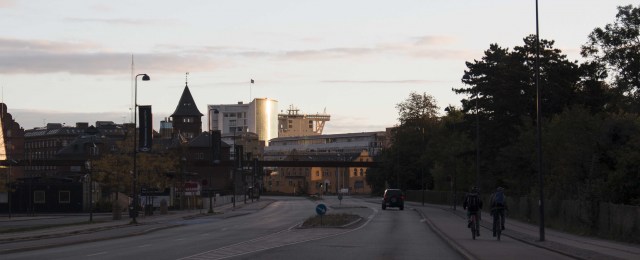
[0,159,379,168]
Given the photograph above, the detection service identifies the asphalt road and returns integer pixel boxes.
[4,196,552,260]
[3,197,322,259]
[236,198,463,260]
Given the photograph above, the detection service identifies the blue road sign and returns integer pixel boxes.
[315,204,327,215]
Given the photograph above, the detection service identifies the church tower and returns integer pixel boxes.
[171,79,203,140]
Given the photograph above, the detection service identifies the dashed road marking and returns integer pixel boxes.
[87,251,107,256]
[179,205,379,260]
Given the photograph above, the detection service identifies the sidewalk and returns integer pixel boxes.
[410,202,640,260]
[0,199,275,254]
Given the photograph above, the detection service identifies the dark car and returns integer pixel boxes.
[382,189,404,210]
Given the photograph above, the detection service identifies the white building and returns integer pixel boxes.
[208,98,278,146]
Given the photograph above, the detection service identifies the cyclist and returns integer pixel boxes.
[490,186,507,237]
[463,186,483,236]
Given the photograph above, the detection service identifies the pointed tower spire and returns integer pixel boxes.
[171,78,203,140]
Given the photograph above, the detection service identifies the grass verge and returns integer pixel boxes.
[300,213,360,228]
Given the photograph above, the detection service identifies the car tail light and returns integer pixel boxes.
[401,195,405,200]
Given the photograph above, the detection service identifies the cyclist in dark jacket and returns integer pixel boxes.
[463,186,483,236]
[490,187,508,236]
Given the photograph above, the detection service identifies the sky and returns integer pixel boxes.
[0,0,635,134]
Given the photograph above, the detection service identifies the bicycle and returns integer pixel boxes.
[492,207,505,241]
[469,212,480,240]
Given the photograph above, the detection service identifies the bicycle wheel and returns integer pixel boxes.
[471,216,476,240]
[493,212,499,240]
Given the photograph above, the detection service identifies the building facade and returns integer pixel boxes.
[208,98,278,146]
[278,105,330,138]
[263,132,385,195]
[171,84,203,141]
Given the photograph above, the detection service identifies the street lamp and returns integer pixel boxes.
[445,106,457,211]
[208,109,220,214]
[131,73,150,224]
[417,127,425,206]
[475,93,480,192]
[535,0,545,242]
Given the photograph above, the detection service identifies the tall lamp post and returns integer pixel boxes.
[413,126,425,206]
[445,106,457,210]
[535,0,545,242]
[208,109,220,214]
[475,94,480,191]
[131,73,150,224]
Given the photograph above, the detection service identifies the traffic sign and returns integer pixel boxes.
[315,204,327,216]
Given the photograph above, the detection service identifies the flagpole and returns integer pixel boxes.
[250,79,254,101]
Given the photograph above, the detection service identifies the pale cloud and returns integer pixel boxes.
[0,38,220,74]
[0,0,16,8]
[9,108,172,131]
[89,3,115,13]
[321,80,444,84]
[0,34,467,75]
[0,38,100,53]
[64,17,178,26]
[282,47,374,60]
[413,35,458,46]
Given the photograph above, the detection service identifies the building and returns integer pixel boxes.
[171,83,203,141]
[263,132,385,195]
[278,105,330,138]
[208,98,278,146]
[0,103,24,212]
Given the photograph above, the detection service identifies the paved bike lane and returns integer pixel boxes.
[410,202,639,260]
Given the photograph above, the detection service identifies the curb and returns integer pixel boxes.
[414,208,477,260]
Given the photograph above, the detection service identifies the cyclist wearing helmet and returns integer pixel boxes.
[490,186,508,236]
[463,186,483,236]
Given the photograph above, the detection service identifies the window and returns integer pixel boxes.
[59,191,70,203]
[183,117,194,123]
[34,191,45,204]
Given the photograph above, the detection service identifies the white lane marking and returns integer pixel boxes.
[87,252,107,256]
[175,238,186,241]
[138,244,152,248]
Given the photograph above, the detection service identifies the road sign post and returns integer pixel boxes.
[316,203,327,226]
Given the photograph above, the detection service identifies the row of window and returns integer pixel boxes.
[27,190,71,204]
[25,139,70,149]
[224,112,247,118]
[25,151,56,159]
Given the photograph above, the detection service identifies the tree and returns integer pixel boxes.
[91,129,178,205]
[582,4,640,104]
[368,92,441,192]
[395,92,440,125]
[453,36,582,190]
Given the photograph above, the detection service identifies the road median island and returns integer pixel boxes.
[299,213,361,228]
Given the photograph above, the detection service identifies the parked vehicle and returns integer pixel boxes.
[381,189,404,210]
